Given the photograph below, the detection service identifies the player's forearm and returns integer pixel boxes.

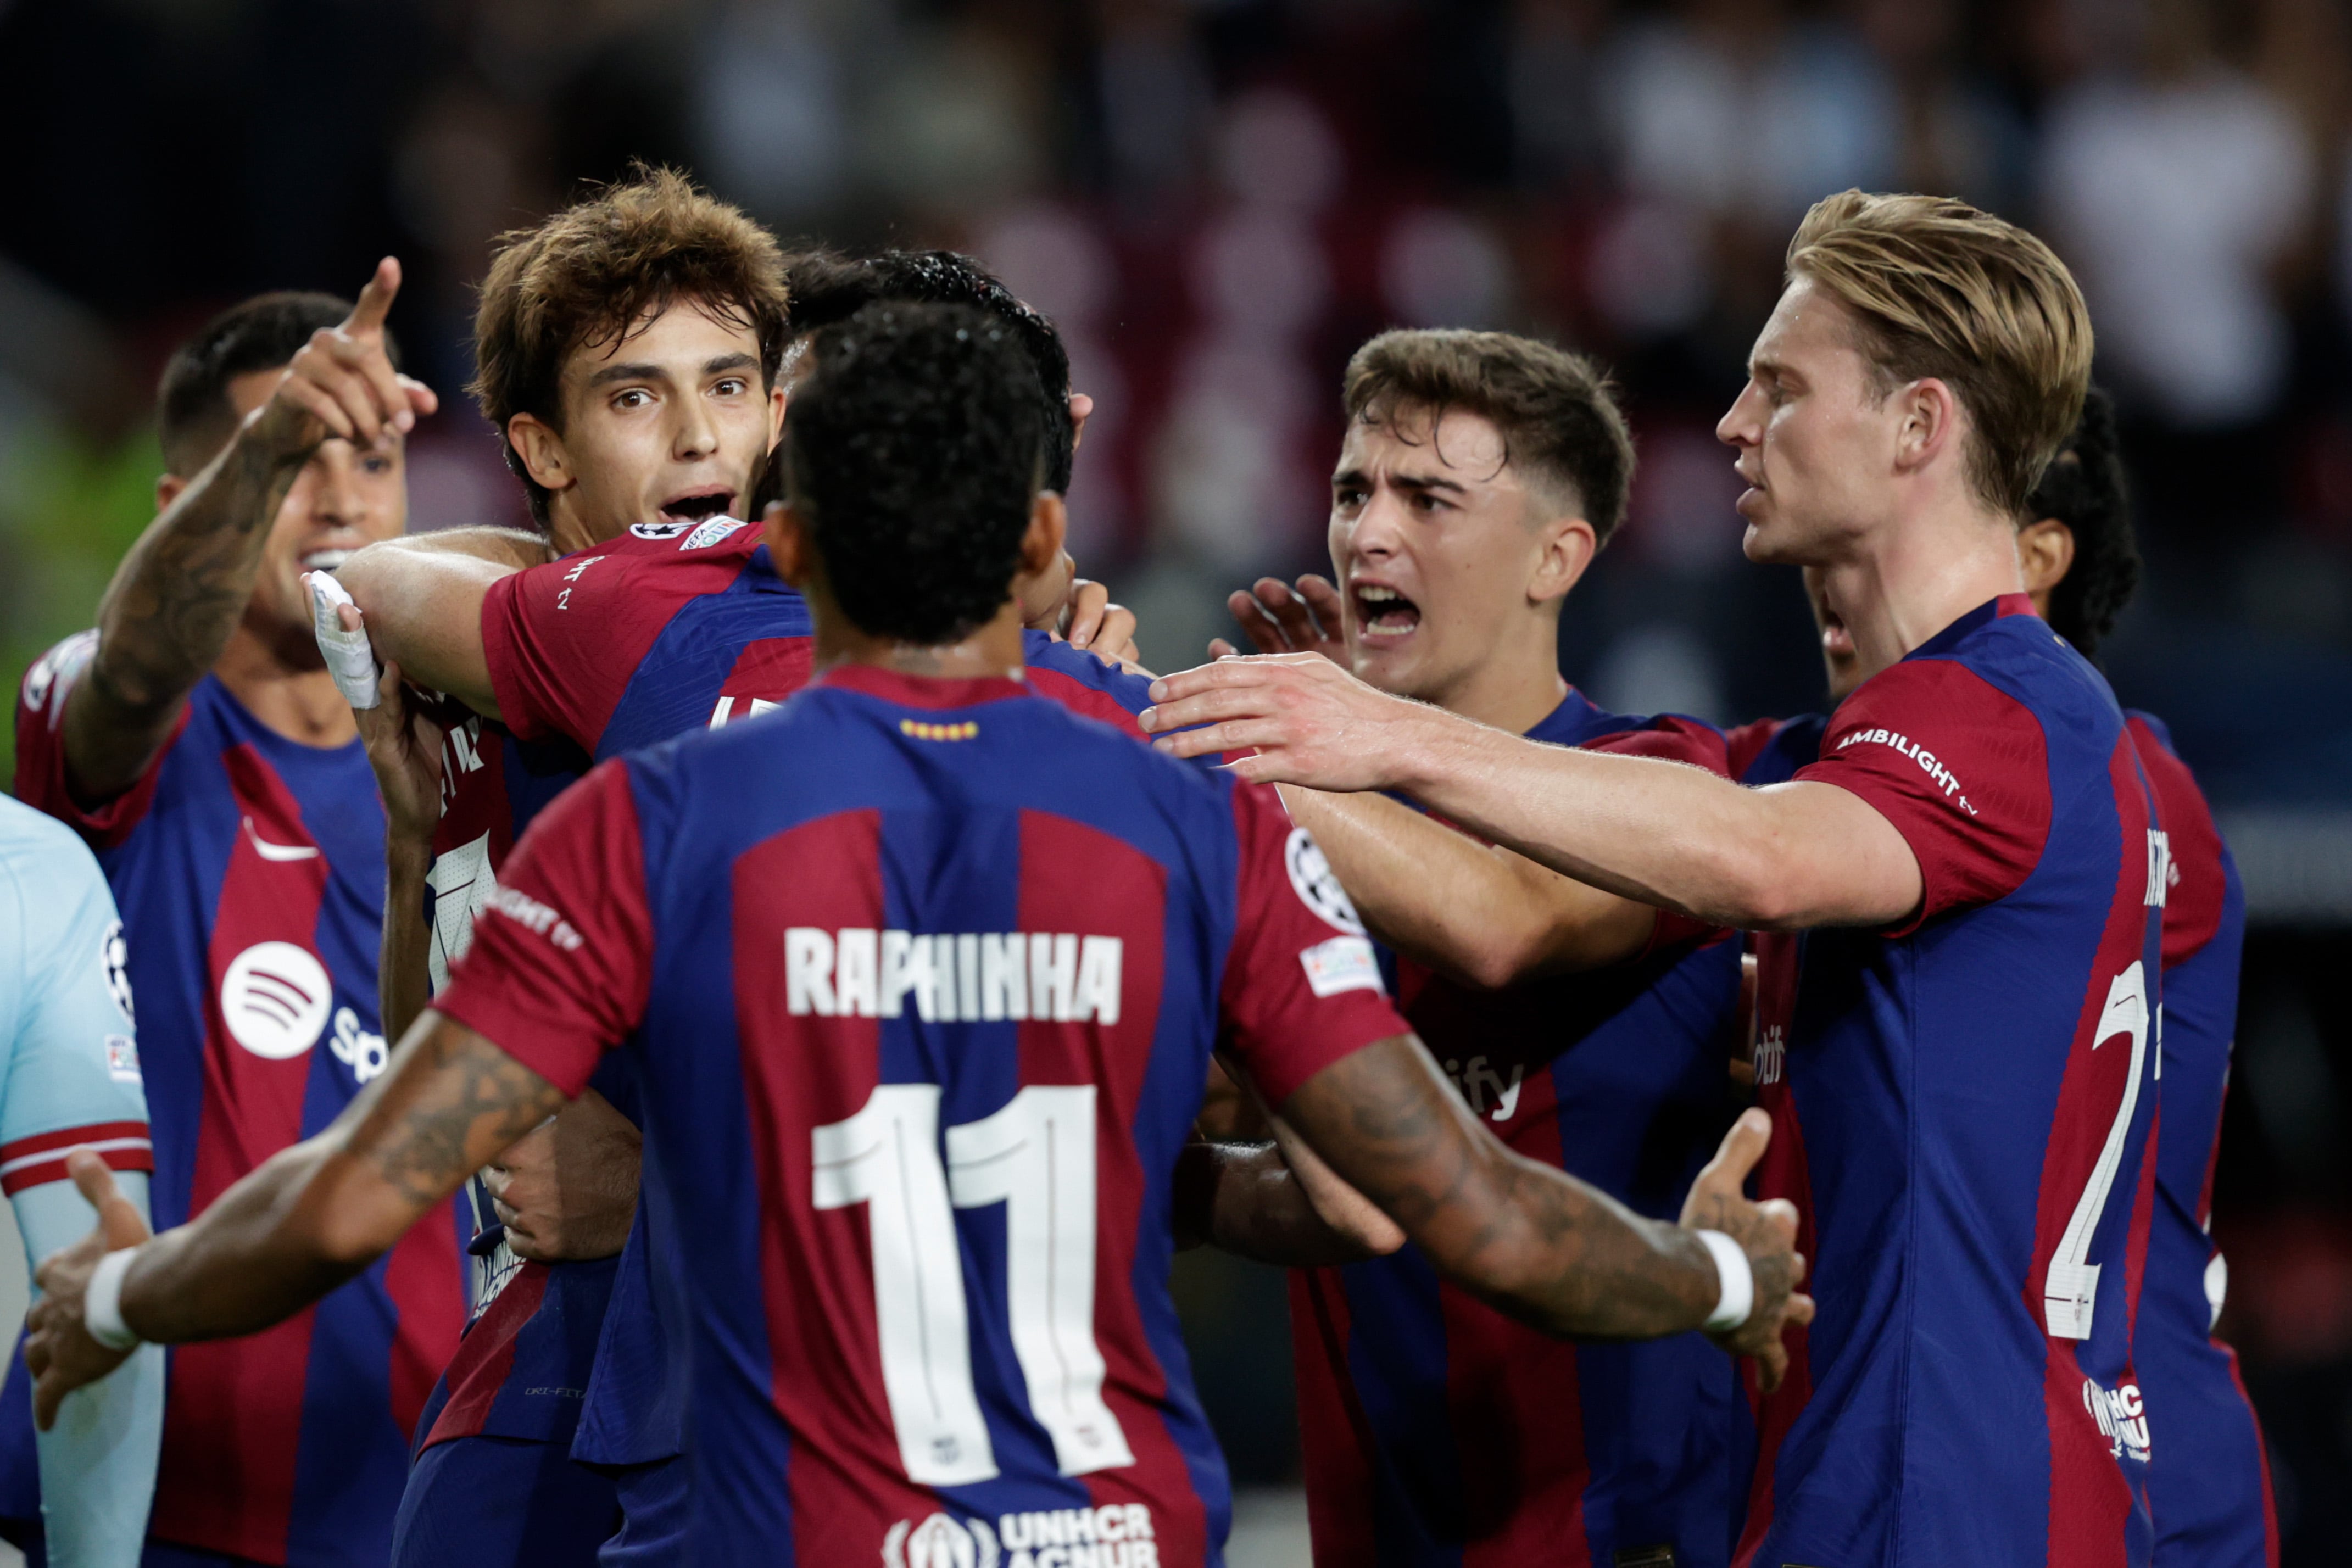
[119,1013,565,1343]
[68,425,310,799]
[1279,785,1653,984]
[336,540,516,716]
[1286,1037,1716,1339]
[1385,714,1872,930]
[380,838,434,1044]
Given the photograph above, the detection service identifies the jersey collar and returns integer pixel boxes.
[1908,592,2042,660]
[817,664,1032,710]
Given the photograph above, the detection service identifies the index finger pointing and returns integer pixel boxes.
[345,257,403,336]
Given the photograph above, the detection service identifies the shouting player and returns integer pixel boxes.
[1142,191,2168,1565]
[1729,388,2273,1565]
[1205,330,1747,1565]
[8,276,467,1566]
[21,301,1808,1566]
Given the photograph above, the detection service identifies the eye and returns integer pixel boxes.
[1334,485,1367,509]
[612,388,652,411]
[362,453,395,475]
[713,377,748,397]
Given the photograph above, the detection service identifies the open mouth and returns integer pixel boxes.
[299,549,353,574]
[659,488,735,524]
[1353,582,1422,640]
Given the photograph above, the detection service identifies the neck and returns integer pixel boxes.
[1821,493,2025,685]
[815,600,1030,683]
[213,622,361,749]
[1402,612,1571,735]
[547,505,611,557]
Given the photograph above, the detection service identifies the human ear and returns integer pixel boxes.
[764,500,815,589]
[1018,492,1070,583]
[1896,379,1961,473]
[506,413,573,494]
[1529,514,1598,606]
[2016,517,2075,603]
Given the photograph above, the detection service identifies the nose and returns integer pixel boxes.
[1348,486,1410,565]
[306,444,370,533]
[673,390,718,462]
[1718,382,1768,453]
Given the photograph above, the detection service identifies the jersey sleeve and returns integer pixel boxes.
[1582,716,1731,955]
[1797,657,2053,935]
[11,632,180,850]
[1216,782,1411,1107]
[433,760,655,1097]
[0,812,153,1195]
[2126,713,2230,967]
[481,537,746,748]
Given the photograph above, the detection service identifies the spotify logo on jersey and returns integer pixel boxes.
[220,941,332,1059]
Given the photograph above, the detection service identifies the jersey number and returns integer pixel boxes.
[2043,960,2150,1341]
[812,1084,1136,1486]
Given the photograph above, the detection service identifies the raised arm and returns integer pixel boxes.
[1144,655,1921,931]
[1270,1033,1809,1382]
[334,528,551,718]
[64,261,435,802]
[24,1012,564,1426]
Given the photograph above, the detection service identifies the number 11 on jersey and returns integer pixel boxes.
[814,1083,1137,1486]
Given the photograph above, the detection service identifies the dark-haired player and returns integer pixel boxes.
[325,187,1149,1562]
[8,268,469,1566]
[1730,388,2273,1565]
[1204,329,1747,1567]
[24,300,1808,1567]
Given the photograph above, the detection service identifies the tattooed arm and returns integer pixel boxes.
[1259,1033,1812,1387]
[23,1011,563,1426]
[63,260,436,803]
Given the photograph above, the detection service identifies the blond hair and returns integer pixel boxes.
[1786,190,2092,518]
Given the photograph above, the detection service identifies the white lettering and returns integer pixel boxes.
[982,933,1026,1020]
[836,928,879,1016]
[786,928,836,1015]
[484,885,584,951]
[1074,937,1123,1025]
[1032,933,1078,1022]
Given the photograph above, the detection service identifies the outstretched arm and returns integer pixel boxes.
[25,1012,564,1425]
[64,260,435,802]
[1211,578,1657,979]
[335,528,550,718]
[1143,655,1921,931]
[1267,1033,1809,1384]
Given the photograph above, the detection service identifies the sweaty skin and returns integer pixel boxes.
[24,499,1811,1422]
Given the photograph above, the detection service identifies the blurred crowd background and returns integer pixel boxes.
[3,0,2350,1558]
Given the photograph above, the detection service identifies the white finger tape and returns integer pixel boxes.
[83,1247,142,1352]
[308,570,382,710]
[1696,1229,1755,1332]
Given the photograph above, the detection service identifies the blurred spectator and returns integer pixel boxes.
[2038,0,2314,429]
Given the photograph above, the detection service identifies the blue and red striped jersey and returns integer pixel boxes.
[9,637,468,1566]
[1737,595,2165,1567]
[1288,690,1746,1568]
[416,522,1175,1472]
[2124,712,2276,1567]
[433,665,1406,1563]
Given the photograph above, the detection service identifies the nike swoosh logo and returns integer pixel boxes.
[244,817,320,861]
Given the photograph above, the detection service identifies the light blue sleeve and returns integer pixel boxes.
[0,799,163,1568]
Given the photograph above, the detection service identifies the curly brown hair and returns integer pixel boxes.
[472,166,792,525]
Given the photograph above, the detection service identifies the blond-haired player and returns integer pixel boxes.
[1144,191,2173,1564]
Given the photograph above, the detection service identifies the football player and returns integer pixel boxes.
[8,275,466,1567]
[1141,191,2168,1565]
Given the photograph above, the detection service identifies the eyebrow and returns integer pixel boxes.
[585,351,760,389]
[1332,466,1468,495]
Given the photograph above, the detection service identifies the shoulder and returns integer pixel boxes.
[1019,632,1158,734]
[0,795,111,881]
[1542,693,1730,776]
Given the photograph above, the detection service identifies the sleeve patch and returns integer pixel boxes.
[1298,935,1384,998]
[1284,828,1366,935]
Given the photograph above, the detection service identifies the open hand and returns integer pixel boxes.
[1140,652,1438,791]
[24,1153,152,1429]
[1680,1108,1813,1393]
[1210,575,1348,665]
[249,258,438,459]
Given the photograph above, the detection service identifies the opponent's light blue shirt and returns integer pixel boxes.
[0,794,163,1568]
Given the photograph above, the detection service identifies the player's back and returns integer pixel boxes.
[439,665,1406,1564]
[2124,712,2276,1566]
[1742,597,2164,1567]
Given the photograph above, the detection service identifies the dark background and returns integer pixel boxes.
[3,0,2348,1554]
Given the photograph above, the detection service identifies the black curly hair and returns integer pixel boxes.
[159,292,402,473]
[2027,385,2139,656]
[784,249,1075,494]
[786,303,1046,646]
